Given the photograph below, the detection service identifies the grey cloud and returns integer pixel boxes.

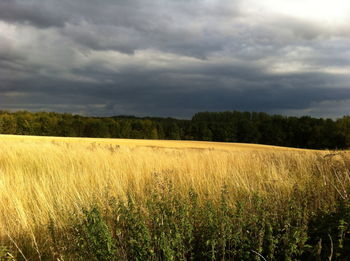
[0,0,349,118]
[265,16,327,41]
[62,24,141,54]
[1,57,349,118]
[0,0,329,58]
[0,0,66,28]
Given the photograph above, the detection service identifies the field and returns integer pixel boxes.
[0,134,349,260]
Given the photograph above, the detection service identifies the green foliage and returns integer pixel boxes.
[42,185,347,260]
[307,199,350,260]
[0,110,349,149]
[115,195,154,260]
[71,206,116,261]
[4,181,350,260]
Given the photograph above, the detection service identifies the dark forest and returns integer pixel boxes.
[0,110,349,149]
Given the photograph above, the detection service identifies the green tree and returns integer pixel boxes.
[0,114,17,134]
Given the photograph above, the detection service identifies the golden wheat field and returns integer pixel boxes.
[0,134,349,257]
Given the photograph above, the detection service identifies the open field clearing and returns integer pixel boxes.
[0,134,316,152]
[0,134,349,260]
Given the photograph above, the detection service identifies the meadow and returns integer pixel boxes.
[0,134,349,260]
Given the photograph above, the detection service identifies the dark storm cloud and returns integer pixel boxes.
[2,59,349,118]
[0,0,240,57]
[0,0,349,118]
[0,0,66,28]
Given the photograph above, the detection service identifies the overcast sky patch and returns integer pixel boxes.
[0,0,349,118]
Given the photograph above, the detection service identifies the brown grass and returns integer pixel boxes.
[0,134,348,255]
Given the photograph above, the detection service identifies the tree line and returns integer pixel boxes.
[0,110,349,149]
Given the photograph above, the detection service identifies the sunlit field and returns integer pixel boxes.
[0,134,349,260]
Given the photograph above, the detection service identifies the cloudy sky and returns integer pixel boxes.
[0,0,350,118]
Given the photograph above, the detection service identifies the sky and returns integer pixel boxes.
[0,0,349,118]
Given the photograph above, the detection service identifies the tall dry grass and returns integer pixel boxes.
[0,135,349,257]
